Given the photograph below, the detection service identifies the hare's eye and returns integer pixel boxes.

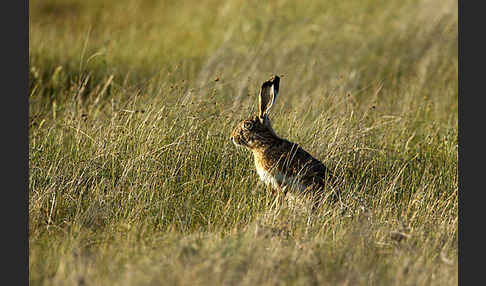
[243,121,253,130]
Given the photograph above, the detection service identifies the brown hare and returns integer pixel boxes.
[231,75,337,207]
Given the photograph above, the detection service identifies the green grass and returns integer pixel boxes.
[29,0,457,285]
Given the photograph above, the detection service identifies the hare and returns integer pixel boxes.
[231,75,337,206]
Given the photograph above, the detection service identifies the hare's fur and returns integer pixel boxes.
[231,76,334,202]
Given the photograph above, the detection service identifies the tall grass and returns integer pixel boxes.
[29,0,457,285]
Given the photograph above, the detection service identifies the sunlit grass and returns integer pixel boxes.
[29,0,457,285]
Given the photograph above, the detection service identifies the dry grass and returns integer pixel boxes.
[29,0,457,285]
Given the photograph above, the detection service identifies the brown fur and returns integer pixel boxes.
[231,89,335,202]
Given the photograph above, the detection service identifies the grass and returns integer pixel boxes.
[29,0,458,285]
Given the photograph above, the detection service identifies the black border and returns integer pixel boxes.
[4,0,29,284]
[458,0,480,284]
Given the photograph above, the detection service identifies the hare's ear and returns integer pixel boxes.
[258,75,280,123]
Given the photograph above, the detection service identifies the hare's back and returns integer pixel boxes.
[264,140,331,182]
[293,146,329,178]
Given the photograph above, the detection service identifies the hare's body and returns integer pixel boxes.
[231,76,334,202]
[232,116,331,197]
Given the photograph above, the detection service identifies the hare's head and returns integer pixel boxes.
[231,75,280,149]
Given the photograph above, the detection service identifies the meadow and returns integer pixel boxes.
[29,0,458,285]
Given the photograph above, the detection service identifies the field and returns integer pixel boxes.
[29,0,458,285]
